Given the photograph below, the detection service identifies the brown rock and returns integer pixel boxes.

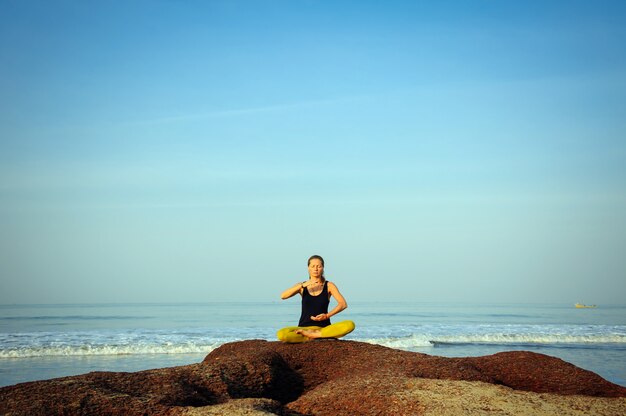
[1,340,624,415]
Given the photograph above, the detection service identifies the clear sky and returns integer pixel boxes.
[1,0,625,305]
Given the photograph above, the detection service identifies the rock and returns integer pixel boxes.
[174,398,284,415]
[1,340,625,415]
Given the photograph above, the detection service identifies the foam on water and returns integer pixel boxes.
[0,342,223,358]
[361,332,626,351]
[3,326,625,358]
[430,333,626,345]
[0,327,267,358]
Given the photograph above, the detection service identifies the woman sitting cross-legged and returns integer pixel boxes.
[277,255,355,343]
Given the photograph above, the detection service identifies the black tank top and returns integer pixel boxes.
[298,281,331,327]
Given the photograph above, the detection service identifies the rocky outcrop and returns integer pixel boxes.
[1,340,625,415]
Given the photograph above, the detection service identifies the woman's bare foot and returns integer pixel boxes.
[295,329,322,340]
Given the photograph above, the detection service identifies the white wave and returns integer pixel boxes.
[359,335,434,349]
[0,342,223,358]
[430,333,626,345]
[357,332,626,350]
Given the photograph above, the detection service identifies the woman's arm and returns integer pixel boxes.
[280,282,305,300]
[327,281,348,317]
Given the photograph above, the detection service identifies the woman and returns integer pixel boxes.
[277,255,355,343]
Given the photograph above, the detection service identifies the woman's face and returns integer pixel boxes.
[308,258,324,279]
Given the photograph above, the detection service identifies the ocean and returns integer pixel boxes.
[1,302,625,388]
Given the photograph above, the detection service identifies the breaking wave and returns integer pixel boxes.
[0,342,223,358]
[360,333,626,350]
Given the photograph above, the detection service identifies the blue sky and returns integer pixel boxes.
[1,0,625,304]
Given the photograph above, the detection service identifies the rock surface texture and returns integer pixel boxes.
[1,340,625,415]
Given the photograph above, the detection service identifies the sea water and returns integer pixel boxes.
[1,302,625,388]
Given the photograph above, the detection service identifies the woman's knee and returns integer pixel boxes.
[276,328,287,341]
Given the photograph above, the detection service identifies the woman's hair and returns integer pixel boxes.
[308,254,325,281]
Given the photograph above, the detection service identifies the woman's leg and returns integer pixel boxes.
[319,320,355,338]
[295,320,356,340]
[277,321,356,342]
[277,326,322,343]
